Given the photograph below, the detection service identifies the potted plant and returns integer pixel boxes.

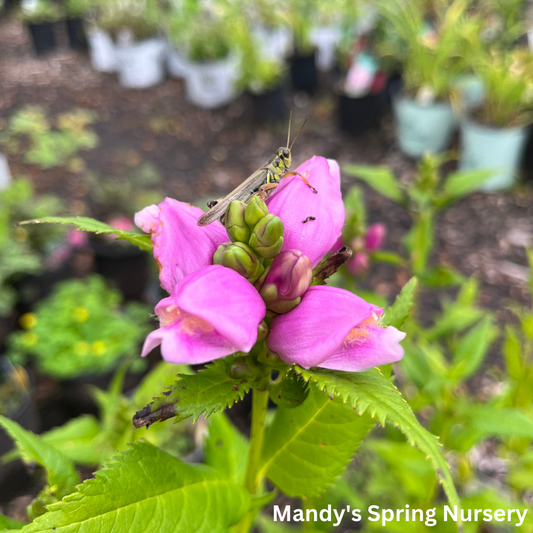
[93,0,166,88]
[63,0,90,49]
[460,47,533,190]
[179,11,241,109]
[19,0,64,56]
[377,0,481,157]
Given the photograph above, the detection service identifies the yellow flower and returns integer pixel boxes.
[91,341,106,357]
[22,332,38,347]
[20,313,38,329]
[74,341,90,356]
[73,307,90,322]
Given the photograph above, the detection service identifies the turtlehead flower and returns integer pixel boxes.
[136,156,405,372]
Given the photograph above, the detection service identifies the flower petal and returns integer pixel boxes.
[142,265,266,364]
[266,156,344,267]
[267,286,378,368]
[318,326,406,372]
[135,198,227,293]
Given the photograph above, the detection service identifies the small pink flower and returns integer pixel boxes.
[347,252,370,275]
[267,157,344,267]
[267,286,405,372]
[141,265,266,365]
[135,198,227,293]
[67,229,88,248]
[106,216,135,232]
[365,223,386,251]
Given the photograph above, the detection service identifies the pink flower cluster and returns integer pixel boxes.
[135,156,405,372]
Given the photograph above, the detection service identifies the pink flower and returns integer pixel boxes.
[347,252,370,276]
[267,157,344,267]
[106,216,135,232]
[365,223,386,251]
[141,265,266,365]
[267,286,405,372]
[135,198,227,293]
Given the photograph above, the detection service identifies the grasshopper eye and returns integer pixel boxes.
[282,148,290,158]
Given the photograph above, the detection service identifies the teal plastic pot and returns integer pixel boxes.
[393,97,456,157]
[459,120,528,191]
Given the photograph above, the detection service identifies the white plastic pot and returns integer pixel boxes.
[252,25,292,62]
[0,152,11,191]
[528,29,533,52]
[460,119,528,191]
[115,38,166,89]
[311,26,341,72]
[393,97,457,157]
[87,28,117,72]
[167,45,189,79]
[184,54,240,109]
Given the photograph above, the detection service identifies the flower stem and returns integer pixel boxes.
[235,372,270,533]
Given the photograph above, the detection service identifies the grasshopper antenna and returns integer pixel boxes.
[286,110,292,149]
[289,117,308,151]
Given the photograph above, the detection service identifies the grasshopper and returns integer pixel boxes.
[197,117,316,227]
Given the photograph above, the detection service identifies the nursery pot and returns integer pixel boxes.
[184,54,239,109]
[393,96,456,157]
[115,38,166,89]
[337,88,388,136]
[90,239,150,302]
[0,365,39,501]
[167,45,189,79]
[27,22,56,56]
[252,25,291,62]
[66,17,87,50]
[522,126,533,183]
[459,119,528,191]
[87,28,117,72]
[290,50,317,93]
[311,26,341,72]
[249,86,286,125]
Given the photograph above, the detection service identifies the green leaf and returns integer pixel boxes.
[268,370,309,408]
[0,515,25,530]
[439,168,494,203]
[292,368,460,509]
[370,250,405,265]
[205,412,248,484]
[133,358,257,427]
[133,362,189,408]
[503,326,523,380]
[461,405,533,439]
[0,416,79,499]
[418,264,464,287]
[19,216,152,251]
[20,441,250,533]
[260,384,375,498]
[410,210,434,274]
[382,277,418,329]
[3,416,103,466]
[343,165,404,203]
[450,317,497,380]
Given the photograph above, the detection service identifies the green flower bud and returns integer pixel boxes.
[213,242,232,265]
[245,196,268,227]
[228,356,263,379]
[249,214,284,259]
[258,347,287,368]
[222,242,265,284]
[257,320,269,342]
[225,201,251,243]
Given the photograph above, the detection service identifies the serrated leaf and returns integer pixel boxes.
[292,367,460,509]
[260,384,375,498]
[133,358,257,427]
[3,416,102,466]
[20,441,250,533]
[133,362,189,408]
[343,165,404,204]
[205,413,248,484]
[0,416,79,499]
[450,317,497,380]
[268,370,309,408]
[382,277,418,329]
[19,216,152,251]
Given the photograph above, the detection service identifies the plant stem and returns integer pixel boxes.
[235,372,270,533]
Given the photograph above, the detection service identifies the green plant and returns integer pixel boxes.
[284,0,317,54]
[344,153,493,286]
[472,47,533,127]
[1,106,98,171]
[7,275,150,379]
[19,0,64,23]
[377,0,483,101]
[64,0,92,17]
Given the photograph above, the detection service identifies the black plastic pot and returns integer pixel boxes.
[249,86,287,124]
[522,126,533,182]
[90,240,150,302]
[27,22,56,56]
[66,17,87,50]
[337,88,388,136]
[290,51,317,93]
